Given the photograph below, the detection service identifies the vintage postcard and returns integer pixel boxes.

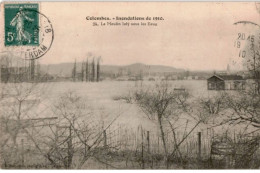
[0,1,260,169]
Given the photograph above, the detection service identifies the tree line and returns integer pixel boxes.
[72,56,101,82]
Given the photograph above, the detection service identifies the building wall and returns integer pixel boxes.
[224,80,245,90]
[207,76,225,90]
[208,81,225,90]
[207,76,246,90]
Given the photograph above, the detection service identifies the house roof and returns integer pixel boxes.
[208,74,244,81]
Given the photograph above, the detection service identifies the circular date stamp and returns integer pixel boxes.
[4,3,54,60]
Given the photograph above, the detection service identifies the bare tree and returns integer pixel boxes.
[85,58,89,82]
[221,22,260,129]
[224,91,260,129]
[203,91,260,168]
[72,59,76,82]
[96,56,101,82]
[91,57,95,82]
[30,59,35,81]
[24,91,121,169]
[133,81,203,168]
[198,92,228,124]
[244,33,260,94]
[0,79,51,167]
[81,61,84,82]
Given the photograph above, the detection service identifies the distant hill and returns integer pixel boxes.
[40,62,185,77]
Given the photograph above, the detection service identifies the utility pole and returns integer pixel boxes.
[72,59,76,82]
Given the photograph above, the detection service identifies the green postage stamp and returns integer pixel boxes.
[3,3,54,60]
[4,4,39,46]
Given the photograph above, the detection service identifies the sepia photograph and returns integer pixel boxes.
[0,1,260,169]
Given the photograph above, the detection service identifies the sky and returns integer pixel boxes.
[1,2,260,71]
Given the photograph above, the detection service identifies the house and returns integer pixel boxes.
[207,74,245,90]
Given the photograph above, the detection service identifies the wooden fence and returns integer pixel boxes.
[103,125,214,159]
[103,124,260,162]
[2,123,259,168]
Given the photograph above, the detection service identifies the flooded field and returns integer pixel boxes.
[0,80,239,131]
[39,80,210,129]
